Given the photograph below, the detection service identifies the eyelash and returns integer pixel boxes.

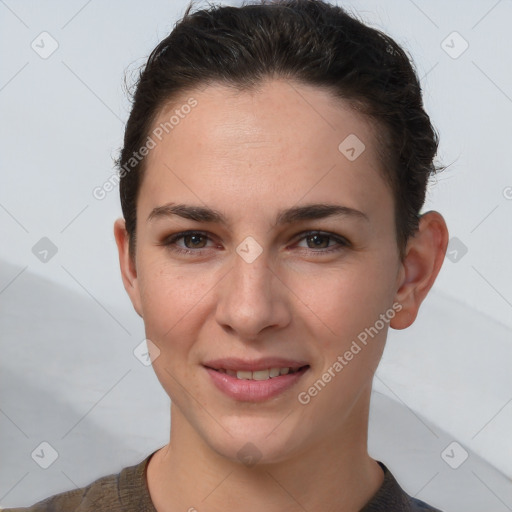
[159,230,350,257]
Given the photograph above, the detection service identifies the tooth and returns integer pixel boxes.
[230,367,298,379]
[269,368,280,378]
[253,369,271,380]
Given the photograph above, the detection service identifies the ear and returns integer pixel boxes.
[390,210,449,330]
[114,218,143,318]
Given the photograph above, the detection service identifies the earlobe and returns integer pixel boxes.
[113,218,143,318]
[390,211,449,330]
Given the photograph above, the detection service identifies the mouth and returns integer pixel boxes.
[202,358,310,402]
[205,365,310,380]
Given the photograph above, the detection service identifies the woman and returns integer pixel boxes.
[3,0,448,510]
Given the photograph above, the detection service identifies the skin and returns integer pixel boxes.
[114,78,449,512]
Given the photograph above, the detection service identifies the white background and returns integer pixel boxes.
[1,1,511,510]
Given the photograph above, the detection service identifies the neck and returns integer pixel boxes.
[146,387,384,512]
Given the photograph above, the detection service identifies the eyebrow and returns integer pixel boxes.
[147,202,369,226]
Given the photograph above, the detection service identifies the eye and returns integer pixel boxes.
[159,230,218,256]
[294,231,349,253]
[179,233,208,249]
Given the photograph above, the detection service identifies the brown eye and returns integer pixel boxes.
[182,233,208,248]
[305,233,331,249]
[160,230,218,256]
[294,230,350,254]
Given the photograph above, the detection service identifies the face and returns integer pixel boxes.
[119,79,406,464]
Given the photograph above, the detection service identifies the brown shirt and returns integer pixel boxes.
[1,451,443,511]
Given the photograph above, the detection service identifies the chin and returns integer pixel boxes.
[203,414,309,467]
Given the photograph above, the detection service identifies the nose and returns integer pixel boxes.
[215,248,292,340]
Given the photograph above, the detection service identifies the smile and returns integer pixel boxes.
[211,366,307,380]
[203,359,311,402]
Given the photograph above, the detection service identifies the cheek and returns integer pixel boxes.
[288,259,396,393]
[137,263,214,401]
[138,257,211,327]
[288,261,394,344]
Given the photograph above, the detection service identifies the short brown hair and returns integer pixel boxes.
[117,0,443,262]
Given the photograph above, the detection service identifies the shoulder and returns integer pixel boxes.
[0,452,157,512]
[361,461,444,512]
[0,473,115,512]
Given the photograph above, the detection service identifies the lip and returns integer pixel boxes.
[203,357,309,372]
[203,360,310,402]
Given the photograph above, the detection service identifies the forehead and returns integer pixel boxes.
[139,79,393,225]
